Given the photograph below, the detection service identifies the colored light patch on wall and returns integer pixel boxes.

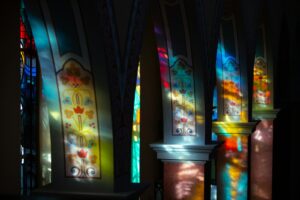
[39,94,52,186]
[131,63,140,183]
[157,47,170,90]
[250,120,273,200]
[212,86,218,121]
[219,51,242,119]
[253,57,270,106]
[57,59,100,178]
[216,17,243,121]
[253,26,271,109]
[164,162,205,200]
[170,59,196,136]
[217,135,248,200]
[212,86,218,141]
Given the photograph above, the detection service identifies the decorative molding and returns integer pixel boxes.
[57,59,101,179]
[157,0,198,138]
[150,143,216,162]
[40,0,91,72]
[252,109,280,120]
[218,15,243,120]
[212,121,257,135]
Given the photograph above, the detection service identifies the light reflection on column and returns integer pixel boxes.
[250,120,273,200]
[217,135,248,200]
[215,14,251,200]
[164,162,205,200]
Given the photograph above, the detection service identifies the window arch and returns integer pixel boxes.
[131,62,141,183]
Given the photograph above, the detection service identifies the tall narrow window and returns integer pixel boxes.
[131,62,141,183]
[212,86,218,142]
[20,7,39,193]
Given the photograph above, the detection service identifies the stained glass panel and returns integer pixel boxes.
[20,9,39,193]
[131,63,141,183]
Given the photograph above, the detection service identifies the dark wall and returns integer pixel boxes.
[140,4,163,199]
[0,0,20,196]
[273,0,300,200]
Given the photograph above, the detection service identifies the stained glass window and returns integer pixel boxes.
[20,5,39,193]
[212,86,218,141]
[212,86,218,121]
[131,62,141,183]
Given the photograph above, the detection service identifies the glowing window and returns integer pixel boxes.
[131,62,141,183]
[212,86,218,142]
[20,10,39,193]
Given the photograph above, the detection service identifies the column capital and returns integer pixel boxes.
[150,143,216,163]
[212,121,257,135]
[252,109,280,120]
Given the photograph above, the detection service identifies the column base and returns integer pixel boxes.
[31,182,149,200]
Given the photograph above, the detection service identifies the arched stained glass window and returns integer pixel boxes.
[212,86,218,142]
[20,5,39,193]
[131,62,141,183]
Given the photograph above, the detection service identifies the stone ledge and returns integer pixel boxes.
[212,121,257,135]
[31,183,149,200]
[150,143,216,162]
[252,109,280,120]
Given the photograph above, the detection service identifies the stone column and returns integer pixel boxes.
[250,110,278,200]
[213,122,257,200]
[250,11,280,199]
[150,0,217,199]
[213,2,259,198]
